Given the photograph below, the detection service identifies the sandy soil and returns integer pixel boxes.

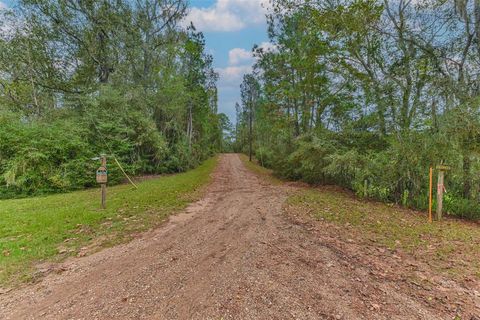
[0,154,478,319]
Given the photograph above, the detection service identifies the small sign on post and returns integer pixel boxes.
[435,164,450,221]
[96,155,107,209]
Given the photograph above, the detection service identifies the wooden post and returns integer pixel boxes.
[249,84,256,162]
[101,184,106,209]
[101,156,106,209]
[95,155,107,209]
[429,167,433,223]
[435,165,450,221]
[436,169,444,220]
[249,103,253,162]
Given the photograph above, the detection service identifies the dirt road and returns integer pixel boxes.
[0,154,476,319]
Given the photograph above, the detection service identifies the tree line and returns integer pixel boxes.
[235,0,480,219]
[0,0,228,198]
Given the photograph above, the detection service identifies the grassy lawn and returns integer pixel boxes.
[287,187,480,280]
[0,157,217,287]
[242,156,480,281]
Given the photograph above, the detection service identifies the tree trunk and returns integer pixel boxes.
[98,30,110,83]
[187,103,193,151]
[463,153,471,199]
[430,98,438,133]
[249,102,253,162]
[27,42,40,115]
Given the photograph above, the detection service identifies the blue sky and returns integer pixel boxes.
[187,0,269,121]
[0,0,270,121]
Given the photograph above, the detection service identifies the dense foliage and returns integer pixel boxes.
[235,0,480,219]
[0,0,225,198]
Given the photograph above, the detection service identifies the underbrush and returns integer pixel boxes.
[0,157,217,287]
[246,132,480,220]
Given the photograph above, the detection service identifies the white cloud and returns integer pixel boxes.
[228,48,252,65]
[0,1,7,10]
[218,42,275,92]
[216,47,256,119]
[216,65,252,87]
[187,7,244,32]
[215,41,276,120]
[216,63,252,119]
[184,0,269,32]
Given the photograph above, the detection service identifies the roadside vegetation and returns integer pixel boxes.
[0,157,216,287]
[0,0,231,199]
[234,0,480,220]
[287,188,480,281]
[239,154,281,185]
[245,156,480,281]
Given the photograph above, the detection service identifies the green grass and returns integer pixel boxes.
[287,188,480,279]
[241,157,480,280]
[0,157,217,287]
[238,154,282,184]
